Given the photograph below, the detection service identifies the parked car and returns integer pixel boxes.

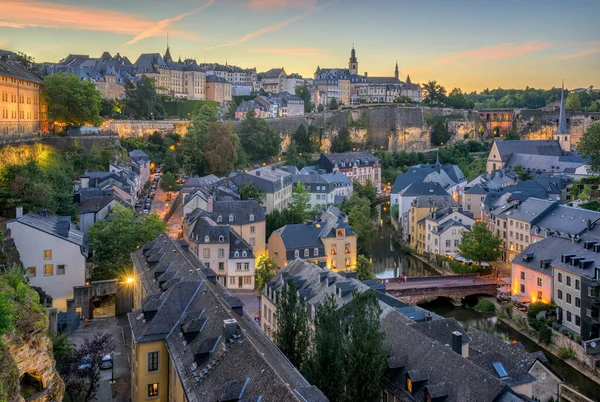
[78,356,91,370]
[100,354,113,370]
[155,173,161,179]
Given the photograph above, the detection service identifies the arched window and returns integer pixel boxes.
[314,248,319,256]
[304,249,309,257]
[204,235,210,242]
[242,251,247,257]
[218,235,224,242]
[229,215,234,222]
[234,251,240,257]
[294,250,299,258]
[217,215,222,223]
[249,214,254,222]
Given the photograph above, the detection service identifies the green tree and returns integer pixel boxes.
[513,164,533,181]
[124,76,165,119]
[565,92,582,111]
[293,124,313,154]
[239,182,265,204]
[588,102,600,112]
[236,110,282,162]
[255,255,278,293]
[329,98,339,110]
[289,181,310,221]
[331,128,352,153]
[295,85,313,113]
[347,195,376,254]
[458,221,502,266]
[445,88,471,109]
[429,116,450,146]
[275,280,309,369]
[286,140,299,168]
[87,205,166,279]
[178,105,219,175]
[159,172,179,194]
[344,290,386,402]
[203,122,239,174]
[353,180,377,206]
[579,200,600,211]
[304,294,346,402]
[317,104,324,113]
[421,80,447,105]
[355,254,375,280]
[162,150,180,175]
[42,73,103,128]
[578,123,600,173]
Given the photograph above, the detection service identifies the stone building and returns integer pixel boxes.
[205,75,232,104]
[316,151,382,190]
[229,167,293,214]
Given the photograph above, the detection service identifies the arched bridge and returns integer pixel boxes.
[385,275,500,306]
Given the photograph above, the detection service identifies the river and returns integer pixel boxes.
[370,221,600,400]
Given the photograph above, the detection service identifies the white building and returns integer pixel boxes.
[7,208,88,311]
[424,209,475,255]
[230,167,293,214]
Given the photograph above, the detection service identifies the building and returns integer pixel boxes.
[424,208,475,255]
[129,150,151,188]
[78,196,117,233]
[408,195,459,253]
[322,172,353,201]
[7,209,87,310]
[0,49,45,137]
[268,206,357,270]
[79,171,139,207]
[317,151,381,190]
[182,216,255,290]
[259,68,286,93]
[513,237,600,341]
[229,167,293,213]
[128,234,327,402]
[205,75,232,104]
[201,63,256,86]
[292,174,335,208]
[234,99,269,120]
[185,198,266,260]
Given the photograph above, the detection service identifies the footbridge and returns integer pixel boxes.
[385,274,500,306]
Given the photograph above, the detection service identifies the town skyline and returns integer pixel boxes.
[1,0,599,92]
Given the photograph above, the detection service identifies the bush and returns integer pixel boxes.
[561,327,569,335]
[557,347,576,359]
[474,299,495,312]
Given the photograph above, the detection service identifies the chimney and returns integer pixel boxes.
[40,208,48,217]
[207,196,214,213]
[451,331,462,355]
[425,312,432,321]
[255,171,261,177]
[16,206,23,219]
[587,218,592,231]
[223,319,238,341]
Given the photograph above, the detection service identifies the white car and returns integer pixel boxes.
[100,354,113,370]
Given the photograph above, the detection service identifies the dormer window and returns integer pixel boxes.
[242,251,247,257]
[249,214,255,222]
[234,251,240,257]
[218,235,224,242]
[217,215,222,223]
[314,248,319,256]
[294,250,300,258]
[229,215,234,222]
[304,249,309,257]
[204,235,210,242]
[407,377,413,393]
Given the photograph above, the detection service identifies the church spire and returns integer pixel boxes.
[163,32,173,63]
[435,152,441,172]
[556,80,568,134]
[394,60,399,80]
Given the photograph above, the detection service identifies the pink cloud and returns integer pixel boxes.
[0,0,207,43]
[251,47,325,57]
[556,47,600,60]
[247,0,316,8]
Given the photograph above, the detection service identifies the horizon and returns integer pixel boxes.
[1,0,599,92]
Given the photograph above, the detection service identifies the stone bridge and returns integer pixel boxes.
[385,275,499,306]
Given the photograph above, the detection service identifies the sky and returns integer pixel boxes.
[0,0,599,92]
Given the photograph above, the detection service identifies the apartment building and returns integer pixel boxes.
[205,75,232,104]
[317,151,381,190]
[230,167,293,213]
[408,195,459,254]
[292,174,335,208]
[424,208,475,256]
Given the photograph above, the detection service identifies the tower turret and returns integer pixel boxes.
[554,81,571,153]
[395,61,399,80]
[348,44,358,75]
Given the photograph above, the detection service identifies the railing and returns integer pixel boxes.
[388,283,497,296]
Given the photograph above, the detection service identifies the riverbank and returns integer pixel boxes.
[489,298,600,387]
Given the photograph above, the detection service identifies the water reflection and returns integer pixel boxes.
[420,298,600,401]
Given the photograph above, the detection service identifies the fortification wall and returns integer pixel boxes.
[101,119,191,137]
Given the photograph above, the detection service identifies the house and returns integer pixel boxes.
[259,68,286,93]
[128,234,328,402]
[292,174,335,208]
[408,195,459,253]
[182,216,255,290]
[181,175,222,195]
[234,99,269,120]
[393,181,448,224]
[513,237,600,341]
[80,170,138,207]
[317,151,381,190]
[322,172,353,200]
[78,196,117,233]
[229,167,293,213]
[7,208,87,310]
[268,206,356,270]
[423,208,475,255]
[205,75,232,104]
[129,150,151,188]
[185,198,266,260]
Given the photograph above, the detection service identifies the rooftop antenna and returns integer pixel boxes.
[167,32,169,48]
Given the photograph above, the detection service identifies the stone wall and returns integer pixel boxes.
[101,119,191,137]
[518,112,599,146]
[41,135,120,153]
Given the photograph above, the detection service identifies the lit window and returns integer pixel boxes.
[537,277,542,287]
[27,266,36,277]
[537,290,542,300]
[147,383,159,397]
[314,248,319,256]
[304,249,309,257]
[44,265,53,276]
[44,250,52,260]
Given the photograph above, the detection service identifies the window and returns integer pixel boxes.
[304,249,309,257]
[218,262,224,271]
[249,214,254,222]
[147,352,159,372]
[521,272,525,280]
[557,289,563,300]
[445,240,451,247]
[575,279,580,290]
[567,293,572,304]
[27,267,36,277]
[237,263,242,270]
[567,276,572,287]
[204,235,210,243]
[44,264,53,276]
[314,248,319,256]
[148,383,159,397]
[566,311,572,322]
[520,284,525,293]
[218,235,224,242]
[234,251,239,257]
[537,291,542,300]
[244,276,252,285]
[218,249,225,258]
[44,250,52,260]
[217,215,223,223]
[407,377,413,393]
[250,226,255,234]
[229,215,234,222]
[230,277,236,285]
[244,263,249,270]
[57,265,65,275]
[558,273,563,283]
[575,315,581,327]
[537,278,542,287]
[203,249,210,258]
[576,297,581,307]
[294,250,300,258]
[205,262,210,268]
[454,240,459,247]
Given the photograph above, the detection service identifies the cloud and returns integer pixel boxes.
[0,0,204,43]
[250,47,325,57]
[246,0,316,8]
[556,47,600,60]
[124,0,215,45]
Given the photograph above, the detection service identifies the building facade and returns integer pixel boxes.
[230,167,293,213]
[317,152,381,190]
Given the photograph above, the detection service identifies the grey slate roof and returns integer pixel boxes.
[195,200,266,225]
[0,50,42,83]
[400,182,448,196]
[410,317,471,345]
[229,167,292,194]
[79,196,114,214]
[411,195,459,208]
[493,140,564,162]
[320,152,380,170]
[11,212,87,252]
[129,149,149,163]
[129,234,324,402]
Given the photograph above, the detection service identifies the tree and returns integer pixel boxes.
[329,98,339,110]
[513,164,533,181]
[355,254,375,280]
[42,73,103,128]
[353,180,377,206]
[428,116,450,146]
[579,200,600,212]
[421,80,447,105]
[504,120,520,140]
[255,255,278,293]
[288,181,310,222]
[317,104,324,113]
[162,150,180,175]
[458,221,502,266]
[236,110,282,162]
[123,76,164,119]
[445,88,471,109]
[343,290,386,402]
[159,172,179,195]
[347,195,376,254]
[275,280,309,369]
[178,105,219,175]
[304,294,346,402]
[239,182,265,204]
[589,102,600,112]
[58,333,114,402]
[578,123,600,173]
[15,52,39,76]
[203,122,239,174]
[565,92,582,111]
[295,85,313,113]
[286,140,299,168]
[87,205,166,279]
[331,128,352,153]
[293,124,313,154]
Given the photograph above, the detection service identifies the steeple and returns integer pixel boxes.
[163,33,173,63]
[406,74,412,84]
[435,152,441,172]
[394,60,399,80]
[348,44,358,75]
[554,80,571,153]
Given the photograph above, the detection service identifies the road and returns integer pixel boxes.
[385,275,500,291]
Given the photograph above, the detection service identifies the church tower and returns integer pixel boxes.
[348,44,358,75]
[394,61,399,80]
[554,81,571,153]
